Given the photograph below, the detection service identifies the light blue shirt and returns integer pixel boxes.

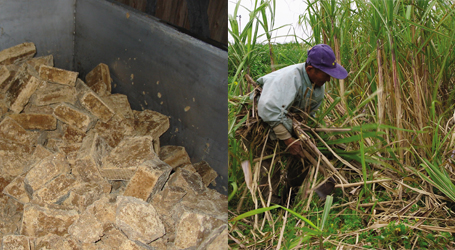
[257,63,325,133]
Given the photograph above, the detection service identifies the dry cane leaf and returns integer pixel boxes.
[241,160,253,192]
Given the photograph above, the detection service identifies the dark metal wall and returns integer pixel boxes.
[0,0,75,69]
[74,0,228,194]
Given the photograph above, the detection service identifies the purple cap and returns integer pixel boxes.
[307,44,348,79]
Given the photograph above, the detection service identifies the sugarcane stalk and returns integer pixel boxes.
[300,127,351,132]
[335,178,392,188]
[293,121,349,184]
[377,39,385,129]
[390,35,404,164]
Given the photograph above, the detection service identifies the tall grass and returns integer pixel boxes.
[229,0,455,248]
[300,0,455,162]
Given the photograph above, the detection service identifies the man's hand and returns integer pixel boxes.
[283,137,305,158]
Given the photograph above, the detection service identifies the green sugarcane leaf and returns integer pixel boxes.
[229,114,248,136]
[297,226,320,236]
[229,205,282,222]
[280,206,321,231]
[360,127,369,193]
[326,132,384,145]
[228,182,238,202]
[320,195,333,231]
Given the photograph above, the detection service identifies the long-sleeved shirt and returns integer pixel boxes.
[257,63,325,134]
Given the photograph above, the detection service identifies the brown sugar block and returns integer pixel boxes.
[77,131,111,166]
[86,197,117,227]
[65,237,83,250]
[148,237,168,250]
[169,197,227,231]
[24,153,70,197]
[166,168,206,195]
[59,142,82,158]
[68,210,104,244]
[123,158,172,201]
[97,223,129,248]
[198,225,228,250]
[62,124,86,144]
[89,80,110,97]
[158,145,191,169]
[33,174,77,204]
[93,114,134,148]
[178,188,228,223]
[202,188,228,217]
[0,98,7,117]
[0,42,36,65]
[102,135,157,170]
[133,109,169,139]
[101,93,134,120]
[0,116,32,144]
[62,182,106,212]
[2,235,32,250]
[0,65,13,93]
[85,63,112,94]
[21,203,79,237]
[0,139,35,178]
[31,82,77,106]
[0,195,24,236]
[53,103,97,132]
[7,74,42,114]
[39,65,78,86]
[149,189,185,238]
[2,174,30,204]
[193,161,218,187]
[120,240,148,250]
[174,211,225,249]
[76,79,115,122]
[44,137,64,153]
[161,185,186,203]
[44,123,64,139]
[99,168,137,181]
[115,196,165,244]
[8,113,57,130]
[0,64,19,94]
[23,103,55,114]
[29,131,42,146]
[72,157,105,184]
[33,144,53,160]
[80,91,115,123]
[34,234,74,250]
[81,243,97,250]
[180,163,197,173]
[153,138,160,155]
[25,54,54,72]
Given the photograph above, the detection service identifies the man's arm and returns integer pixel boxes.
[257,66,306,158]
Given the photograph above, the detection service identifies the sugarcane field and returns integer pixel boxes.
[228,0,455,249]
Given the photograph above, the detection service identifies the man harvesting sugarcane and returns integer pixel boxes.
[257,44,348,159]
[252,44,348,203]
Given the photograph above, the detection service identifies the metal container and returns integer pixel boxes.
[0,0,227,194]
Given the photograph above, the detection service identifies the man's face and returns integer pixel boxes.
[307,66,331,87]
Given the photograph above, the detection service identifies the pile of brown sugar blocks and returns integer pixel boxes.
[0,42,227,250]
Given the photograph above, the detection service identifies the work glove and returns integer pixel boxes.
[273,124,305,158]
[283,137,305,159]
